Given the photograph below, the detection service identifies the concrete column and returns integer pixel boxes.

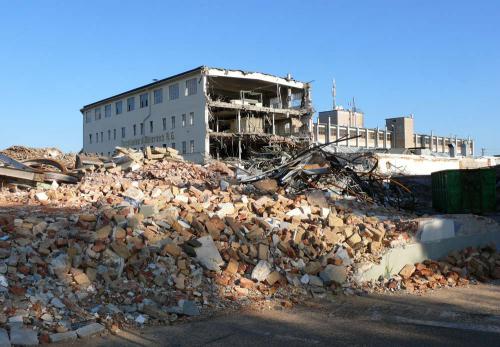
[430,131,433,151]
[384,127,388,148]
[272,113,275,135]
[315,121,319,143]
[346,126,350,147]
[336,125,340,144]
[365,128,369,148]
[237,110,242,161]
[202,74,210,161]
[327,116,331,143]
[441,137,445,153]
[375,127,379,148]
[356,127,360,147]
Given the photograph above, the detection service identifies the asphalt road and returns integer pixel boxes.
[57,281,500,347]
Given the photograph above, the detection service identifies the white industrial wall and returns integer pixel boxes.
[82,71,207,162]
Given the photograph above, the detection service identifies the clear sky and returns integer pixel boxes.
[0,0,499,154]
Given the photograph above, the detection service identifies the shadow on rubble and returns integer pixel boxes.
[71,287,500,347]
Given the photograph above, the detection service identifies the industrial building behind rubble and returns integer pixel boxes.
[80,66,473,162]
[80,66,313,163]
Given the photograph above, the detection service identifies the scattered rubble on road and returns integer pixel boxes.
[0,145,498,345]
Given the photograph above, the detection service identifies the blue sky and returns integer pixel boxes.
[0,0,499,154]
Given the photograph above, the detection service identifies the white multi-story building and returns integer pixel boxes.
[80,66,313,163]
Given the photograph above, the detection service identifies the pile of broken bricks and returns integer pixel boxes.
[0,146,497,345]
[373,245,500,294]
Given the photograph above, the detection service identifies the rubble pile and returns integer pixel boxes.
[0,145,497,344]
[0,146,76,169]
[75,146,183,173]
[376,245,500,293]
[0,145,422,343]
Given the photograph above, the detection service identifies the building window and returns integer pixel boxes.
[149,120,153,133]
[127,97,135,111]
[85,111,91,123]
[113,129,116,140]
[189,112,194,126]
[105,104,111,118]
[140,123,144,135]
[100,132,104,142]
[185,78,197,96]
[89,134,92,144]
[169,83,179,100]
[190,140,194,153]
[133,124,137,136]
[95,132,99,143]
[171,142,175,149]
[95,107,101,121]
[121,127,126,138]
[162,117,167,131]
[162,143,167,148]
[182,141,186,154]
[182,114,186,127]
[108,130,111,140]
[115,101,123,115]
[140,93,148,108]
[171,116,175,129]
[154,88,163,104]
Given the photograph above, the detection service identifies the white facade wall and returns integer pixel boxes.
[82,71,207,162]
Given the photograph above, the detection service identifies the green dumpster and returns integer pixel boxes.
[431,168,496,214]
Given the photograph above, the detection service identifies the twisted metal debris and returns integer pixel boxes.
[239,136,415,209]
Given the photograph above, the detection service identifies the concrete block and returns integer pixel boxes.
[9,327,38,346]
[418,218,455,242]
[50,331,77,343]
[76,323,105,338]
[0,328,10,347]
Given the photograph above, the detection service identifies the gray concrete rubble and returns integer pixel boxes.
[0,145,499,344]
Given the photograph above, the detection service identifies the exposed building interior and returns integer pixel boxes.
[204,69,313,160]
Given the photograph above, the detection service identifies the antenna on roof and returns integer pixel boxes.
[332,79,337,110]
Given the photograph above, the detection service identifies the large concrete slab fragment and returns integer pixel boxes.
[418,218,455,242]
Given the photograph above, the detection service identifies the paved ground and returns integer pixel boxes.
[59,281,500,346]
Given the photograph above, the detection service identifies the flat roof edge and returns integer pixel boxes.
[80,66,204,113]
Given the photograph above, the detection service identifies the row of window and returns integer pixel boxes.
[88,113,195,144]
[85,78,198,123]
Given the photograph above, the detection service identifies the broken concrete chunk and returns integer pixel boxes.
[9,327,38,346]
[50,331,77,343]
[75,323,105,338]
[0,328,10,347]
[35,192,49,202]
[122,187,144,203]
[319,265,347,285]
[194,235,224,271]
[181,300,200,316]
[251,260,272,282]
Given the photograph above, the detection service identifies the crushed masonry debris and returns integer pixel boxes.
[368,245,500,294]
[0,144,498,344]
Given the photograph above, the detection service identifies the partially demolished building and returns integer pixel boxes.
[81,66,313,163]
